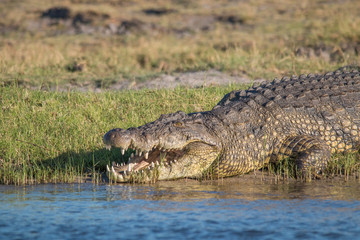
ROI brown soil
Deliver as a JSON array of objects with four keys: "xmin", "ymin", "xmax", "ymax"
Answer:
[{"xmin": 40, "ymin": 70, "xmax": 263, "ymax": 92}]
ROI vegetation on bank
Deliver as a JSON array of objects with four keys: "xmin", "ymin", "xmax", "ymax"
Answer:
[
  {"xmin": 1, "ymin": 85, "xmax": 359, "ymax": 185},
  {"xmin": 1, "ymin": 0, "xmax": 360, "ymax": 184},
  {"xmin": 0, "ymin": 84, "xmax": 246, "ymax": 184}
]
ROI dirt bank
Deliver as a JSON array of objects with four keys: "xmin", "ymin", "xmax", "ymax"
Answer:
[{"xmin": 43, "ymin": 70, "xmax": 263, "ymax": 92}]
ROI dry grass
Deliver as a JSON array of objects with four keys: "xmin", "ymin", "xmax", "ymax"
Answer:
[{"xmin": 1, "ymin": 0, "xmax": 360, "ymax": 87}]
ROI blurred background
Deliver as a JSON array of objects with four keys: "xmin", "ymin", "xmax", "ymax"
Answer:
[{"xmin": 1, "ymin": 0, "xmax": 359, "ymax": 90}]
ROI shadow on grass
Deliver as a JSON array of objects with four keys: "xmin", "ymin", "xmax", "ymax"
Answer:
[{"xmin": 37, "ymin": 147, "xmax": 129, "ymax": 184}]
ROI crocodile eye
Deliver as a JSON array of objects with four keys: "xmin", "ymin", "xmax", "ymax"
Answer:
[{"xmin": 173, "ymin": 122, "xmax": 183, "ymax": 127}]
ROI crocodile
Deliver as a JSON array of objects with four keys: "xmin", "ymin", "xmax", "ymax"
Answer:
[{"xmin": 103, "ymin": 69, "xmax": 360, "ymax": 182}]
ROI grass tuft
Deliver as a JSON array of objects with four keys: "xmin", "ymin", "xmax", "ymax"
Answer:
[{"xmin": 267, "ymin": 153, "xmax": 360, "ymax": 182}]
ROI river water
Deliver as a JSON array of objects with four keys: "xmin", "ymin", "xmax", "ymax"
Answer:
[{"xmin": 1, "ymin": 177, "xmax": 359, "ymax": 240}]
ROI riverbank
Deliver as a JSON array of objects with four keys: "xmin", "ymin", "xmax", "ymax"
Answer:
[
  {"xmin": 1, "ymin": 0, "xmax": 360, "ymax": 184},
  {"xmin": 1, "ymin": 84, "xmax": 359, "ymax": 185}
]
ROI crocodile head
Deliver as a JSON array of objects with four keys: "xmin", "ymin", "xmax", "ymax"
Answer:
[{"xmin": 103, "ymin": 111, "xmax": 222, "ymax": 182}]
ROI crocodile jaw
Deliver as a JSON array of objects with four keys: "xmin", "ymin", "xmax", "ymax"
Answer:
[
  {"xmin": 103, "ymin": 111, "xmax": 222, "ymax": 182},
  {"xmin": 105, "ymin": 141, "xmax": 220, "ymax": 183}
]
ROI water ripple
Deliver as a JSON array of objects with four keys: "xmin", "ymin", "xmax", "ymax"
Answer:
[{"xmin": 0, "ymin": 179, "xmax": 359, "ymax": 239}]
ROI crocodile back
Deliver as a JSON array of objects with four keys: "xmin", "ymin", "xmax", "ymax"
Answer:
[
  {"xmin": 211, "ymin": 70, "xmax": 360, "ymax": 157},
  {"xmin": 216, "ymin": 70, "xmax": 360, "ymax": 112}
]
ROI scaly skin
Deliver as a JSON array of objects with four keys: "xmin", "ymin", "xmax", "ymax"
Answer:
[{"xmin": 103, "ymin": 69, "xmax": 360, "ymax": 182}]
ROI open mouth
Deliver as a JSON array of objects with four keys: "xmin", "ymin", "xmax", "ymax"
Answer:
[{"xmin": 106, "ymin": 146, "xmax": 185, "ymax": 182}]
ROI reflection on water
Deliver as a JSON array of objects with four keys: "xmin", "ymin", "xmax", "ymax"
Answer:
[
  {"xmin": 0, "ymin": 178, "xmax": 359, "ymax": 239},
  {"xmin": 106, "ymin": 178, "xmax": 360, "ymax": 201}
]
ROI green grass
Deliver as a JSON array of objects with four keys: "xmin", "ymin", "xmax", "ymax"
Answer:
[
  {"xmin": 266, "ymin": 153, "xmax": 360, "ymax": 182},
  {"xmin": 0, "ymin": 84, "xmax": 245, "ymax": 185},
  {"xmin": 1, "ymin": 84, "xmax": 359, "ymax": 185}
]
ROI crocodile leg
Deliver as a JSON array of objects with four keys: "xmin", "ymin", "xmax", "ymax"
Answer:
[{"xmin": 272, "ymin": 135, "xmax": 331, "ymax": 177}]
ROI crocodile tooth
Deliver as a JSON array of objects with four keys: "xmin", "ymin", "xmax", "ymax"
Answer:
[
  {"xmin": 118, "ymin": 174, "xmax": 124, "ymax": 181},
  {"xmin": 112, "ymin": 168, "xmax": 124, "ymax": 181},
  {"xmin": 139, "ymin": 151, "xmax": 143, "ymax": 157},
  {"xmin": 109, "ymin": 164, "xmax": 122, "ymax": 181},
  {"xmin": 156, "ymin": 161, "xmax": 159, "ymax": 165},
  {"xmin": 151, "ymin": 162, "xmax": 155, "ymax": 168},
  {"xmin": 121, "ymin": 149, "xmax": 125, "ymax": 155},
  {"xmin": 111, "ymin": 166, "xmax": 124, "ymax": 181},
  {"xmin": 145, "ymin": 152, "xmax": 149, "ymax": 160},
  {"xmin": 105, "ymin": 145, "xmax": 111, "ymax": 151},
  {"xmin": 131, "ymin": 153, "xmax": 134, "ymax": 158},
  {"xmin": 135, "ymin": 149, "xmax": 139, "ymax": 156}
]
